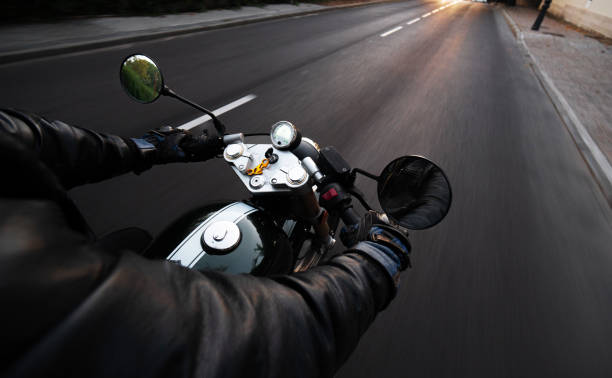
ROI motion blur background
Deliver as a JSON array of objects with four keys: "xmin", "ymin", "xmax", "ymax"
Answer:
[
  {"xmin": 1, "ymin": 0, "xmax": 302, "ymax": 21},
  {"xmin": 2, "ymin": 0, "xmax": 612, "ymax": 377}
]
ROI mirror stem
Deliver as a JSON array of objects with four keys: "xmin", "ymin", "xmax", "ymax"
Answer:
[
  {"xmin": 351, "ymin": 168, "xmax": 379, "ymax": 181},
  {"xmin": 347, "ymin": 187, "xmax": 373, "ymax": 211},
  {"xmin": 162, "ymin": 86, "xmax": 226, "ymax": 134}
]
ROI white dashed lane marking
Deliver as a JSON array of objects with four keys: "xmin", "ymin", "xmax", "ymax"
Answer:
[
  {"xmin": 380, "ymin": 26, "xmax": 403, "ymax": 37},
  {"xmin": 178, "ymin": 94, "xmax": 257, "ymax": 130},
  {"xmin": 380, "ymin": 0, "xmax": 463, "ymax": 38}
]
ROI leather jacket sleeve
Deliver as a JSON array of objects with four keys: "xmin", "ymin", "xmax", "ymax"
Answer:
[
  {"xmin": 1, "ymin": 196, "xmax": 394, "ymax": 378},
  {"xmin": 0, "ymin": 109, "xmax": 147, "ymax": 189}
]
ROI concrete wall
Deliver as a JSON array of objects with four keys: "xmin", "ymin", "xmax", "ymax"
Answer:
[{"xmin": 544, "ymin": 0, "xmax": 612, "ymax": 37}]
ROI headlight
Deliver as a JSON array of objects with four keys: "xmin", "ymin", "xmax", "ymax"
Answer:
[{"xmin": 270, "ymin": 121, "xmax": 301, "ymax": 150}]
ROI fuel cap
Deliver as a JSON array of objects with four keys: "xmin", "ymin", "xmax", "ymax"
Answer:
[{"xmin": 202, "ymin": 221, "xmax": 241, "ymax": 254}]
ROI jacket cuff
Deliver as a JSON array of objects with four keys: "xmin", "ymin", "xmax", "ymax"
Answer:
[
  {"xmin": 123, "ymin": 137, "xmax": 155, "ymax": 174},
  {"xmin": 350, "ymin": 241, "xmax": 401, "ymax": 289}
]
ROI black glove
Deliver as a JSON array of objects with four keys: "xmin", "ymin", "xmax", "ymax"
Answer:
[
  {"xmin": 341, "ymin": 211, "xmax": 412, "ymax": 270},
  {"xmin": 179, "ymin": 125, "xmax": 225, "ymax": 162},
  {"xmin": 130, "ymin": 124, "xmax": 224, "ymax": 169}
]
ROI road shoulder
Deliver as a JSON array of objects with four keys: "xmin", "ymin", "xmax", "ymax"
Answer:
[{"xmin": 500, "ymin": 4, "xmax": 612, "ymax": 207}]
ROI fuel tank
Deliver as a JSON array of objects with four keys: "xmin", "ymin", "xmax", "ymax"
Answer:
[{"xmin": 146, "ymin": 201, "xmax": 294, "ymax": 275}]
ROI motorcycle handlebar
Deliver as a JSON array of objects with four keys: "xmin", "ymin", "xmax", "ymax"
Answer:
[
  {"xmin": 340, "ymin": 206, "xmax": 360, "ymax": 227},
  {"xmin": 319, "ymin": 181, "xmax": 361, "ymax": 226},
  {"xmin": 222, "ymin": 133, "xmax": 244, "ymax": 145}
]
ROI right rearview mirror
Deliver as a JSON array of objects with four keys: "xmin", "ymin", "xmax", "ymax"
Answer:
[{"xmin": 377, "ymin": 156, "xmax": 452, "ymax": 230}]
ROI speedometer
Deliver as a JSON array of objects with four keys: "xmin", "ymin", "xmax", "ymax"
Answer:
[{"xmin": 270, "ymin": 121, "xmax": 301, "ymax": 150}]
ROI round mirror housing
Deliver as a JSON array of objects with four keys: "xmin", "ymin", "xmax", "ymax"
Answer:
[
  {"xmin": 377, "ymin": 156, "xmax": 452, "ymax": 230},
  {"xmin": 120, "ymin": 54, "xmax": 164, "ymax": 104}
]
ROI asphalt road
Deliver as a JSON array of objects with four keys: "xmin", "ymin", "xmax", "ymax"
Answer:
[{"xmin": 2, "ymin": 1, "xmax": 612, "ymax": 377}]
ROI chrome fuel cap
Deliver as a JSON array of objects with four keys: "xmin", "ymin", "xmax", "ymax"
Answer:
[{"xmin": 202, "ymin": 221, "xmax": 241, "ymax": 253}]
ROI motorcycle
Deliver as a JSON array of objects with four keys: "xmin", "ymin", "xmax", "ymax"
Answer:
[{"xmin": 117, "ymin": 54, "xmax": 452, "ymax": 275}]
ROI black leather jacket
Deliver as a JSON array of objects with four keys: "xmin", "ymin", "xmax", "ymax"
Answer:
[{"xmin": 0, "ymin": 110, "xmax": 395, "ymax": 378}]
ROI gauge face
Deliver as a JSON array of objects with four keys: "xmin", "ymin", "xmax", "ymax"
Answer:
[{"xmin": 271, "ymin": 121, "xmax": 299, "ymax": 149}]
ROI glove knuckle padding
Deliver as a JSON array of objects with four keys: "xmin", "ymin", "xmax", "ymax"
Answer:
[{"xmin": 341, "ymin": 211, "xmax": 411, "ymax": 271}]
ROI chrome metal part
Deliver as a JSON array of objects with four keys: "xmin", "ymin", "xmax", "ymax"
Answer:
[
  {"xmin": 223, "ymin": 133, "xmax": 244, "ymax": 145},
  {"xmin": 270, "ymin": 121, "xmax": 300, "ymax": 150},
  {"xmin": 166, "ymin": 202, "xmax": 257, "ymax": 268},
  {"xmin": 250, "ymin": 175, "xmax": 265, "ymax": 189},
  {"xmin": 287, "ymin": 166, "xmax": 307, "ymax": 185},
  {"xmin": 224, "ymin": 142, "xmax": 253, "ymax": 173},
  {"xmin": 225, "ymin": 143, "xmax": 244, "ymax": 159},
  {"xmin": 224, "ymin": 143, "xmax": 310, "ymax": 194},
  {"xmin": 301, "ymin": 137, "xmax": 320, "ymax": 152},
  {"xmin": 202, "ymin": 221, "xmax": 241, "ymax": 252},
  {"xmin": 301, "ymin": 157, "xmax": 324, "ymax": 183}
]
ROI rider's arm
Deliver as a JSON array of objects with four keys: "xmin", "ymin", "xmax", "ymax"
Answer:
[
  {"xmin": 0, "ymin": 109, "xmax": 219, "ymax": 189},
  {"xmin": 0, "ymin": 109, "xmax": 149, "ymax": 189},
  {"xmin": 1, "ymin": 195, "xmax": 397, "ymax": 378}
]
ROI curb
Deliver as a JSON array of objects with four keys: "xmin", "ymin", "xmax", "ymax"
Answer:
[
  {"xmin": 0, "ymin": 0, "xmax": 403, "ymax": 65},
  {"xmin": 501, "ymin": 7, "xmax": 612, "ymax": 207}
]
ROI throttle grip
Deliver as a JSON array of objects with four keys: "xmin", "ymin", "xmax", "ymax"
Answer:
[{"xmin": 341, "ymin": 207, "xmax": 360, "ymax": 227}]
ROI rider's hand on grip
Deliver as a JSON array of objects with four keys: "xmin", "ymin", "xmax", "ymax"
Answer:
[
  {"xmin": 135, "ymin": 124, "xmax": 223, "ymax": 165},
  {"xmin": 341, "ymin": 211, "xmax": 412, "ymax": 271},
  {"xmin": 139, "ymin": 126, "xmax": 190, "ymax": 164},
  {"xmin": 179, "ymin": 124, "xmax": 224, "ymax": 162}
]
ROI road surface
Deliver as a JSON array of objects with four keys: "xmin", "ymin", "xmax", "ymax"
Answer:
[{"xmin": 1, "ymin": 1, "xmax": 612, "ymax": 376}]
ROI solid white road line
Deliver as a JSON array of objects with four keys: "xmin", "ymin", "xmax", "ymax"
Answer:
[
  {"xmin": 407, "ymin": 17, "xmax": 421, "ymax": 25},
  {"xmin": 380, "ymin": 26, "xmax": 403, "ymax": 37},
  {"xmin": 178, "ymin": 94, "xmax": 257, "ymax": 130}
]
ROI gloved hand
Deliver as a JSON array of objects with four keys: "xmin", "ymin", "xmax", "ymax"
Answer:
[
  {"xmin": 179, "ymin": 125, "xmax": 225, "ymax": 162},
  {"xmin": 131, "ymin": 124, "xmax": 224, "ymax": 167},
  {"xmin": 341, "ymin": 211, "xmax": 411, "ymax": 271}
]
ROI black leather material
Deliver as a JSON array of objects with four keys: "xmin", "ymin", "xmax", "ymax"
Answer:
[
  {"xmin": 0, "ymin": 110, "xmax": 395, "ymax": 378},
  {"xmin": 0, "ymin": 109, "xmax": 144, "ymax": 190}
]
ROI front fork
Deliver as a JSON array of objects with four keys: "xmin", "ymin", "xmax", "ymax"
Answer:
[{"xmin": 283, "ymin": 189, "xmax": 337, "ymax": 272}]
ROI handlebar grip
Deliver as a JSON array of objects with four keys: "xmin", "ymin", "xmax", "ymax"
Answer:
[{"xmin": 341, "ymin": 207, "xmax": 360, "ymax": 226}]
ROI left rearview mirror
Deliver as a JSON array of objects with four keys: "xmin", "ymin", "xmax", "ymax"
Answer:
[{"xmin": 120, "ymin": 54, "xmax": 164, "ymax": 104}]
